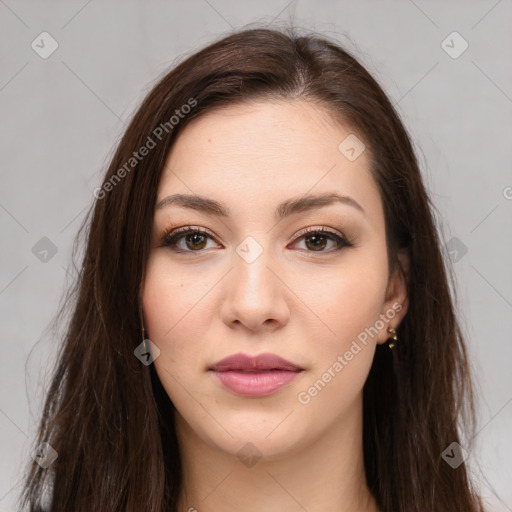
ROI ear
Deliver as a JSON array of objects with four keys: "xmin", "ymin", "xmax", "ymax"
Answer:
[{"xmin": 376, "ymin": 249, "xmax": 409, "ymax": 345}]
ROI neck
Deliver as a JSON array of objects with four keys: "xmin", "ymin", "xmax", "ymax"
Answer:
[{"xmin": 174, "ymin": 395, "xmax": 380, "ymax": 512}]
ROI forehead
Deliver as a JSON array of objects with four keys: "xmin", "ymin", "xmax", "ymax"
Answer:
[{"xmin": 157, "ymin": 100, "xmax": 382, "ymax": 223}]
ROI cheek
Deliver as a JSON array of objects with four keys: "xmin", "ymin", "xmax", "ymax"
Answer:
[
  {"xmin": 295, "ymin": 266, "xmax": 387, "ymax": 412},
  {"xmin": 299, "ymin": 257, "xmax": 389, "ymax": 348},
  {"xmin": 142, "ymin": 258, "xmax": 209, "ymax": 409},
  {"xmin": 142, "ymin": 254, "xmax": 208, "ymax": 338},
  {"xmin": 141, "ymin": 256, "xmax": 203, "ymax": 369}
]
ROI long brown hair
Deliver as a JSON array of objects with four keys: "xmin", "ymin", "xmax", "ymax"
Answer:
[{"xmin": 19, "ymin": 26, "xmax": 485, "ymax": 511}]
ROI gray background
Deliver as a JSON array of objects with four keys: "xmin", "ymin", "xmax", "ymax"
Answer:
[{"xmin": 1, "ymin": 1, "xmax": 511, "ymax": 511}]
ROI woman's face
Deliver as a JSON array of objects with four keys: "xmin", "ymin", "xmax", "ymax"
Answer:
[{"xmin": 142, "ymin": 100, "xmax": 408, "ymax": 459}]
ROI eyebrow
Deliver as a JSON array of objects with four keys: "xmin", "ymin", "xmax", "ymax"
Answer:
[{"xmin": 155, "ymin": 192, "xmax": 365, "ymax": 219}]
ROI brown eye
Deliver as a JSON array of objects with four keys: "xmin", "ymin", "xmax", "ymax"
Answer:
[
  {"xmin": 161, "ymin": 226, "xmax": 353, "ymax": 255},
  {"xmin": 161, "ymin": 228, "xmax": 217, "ymax": 252},
  {"xmin": 304, "ymin": 233, "xmax": 329, "ymax": 251},
  {"xmin": 183, "ymin": 232, "xmax": 208, "ymax": 250},
  {"xmin": 292, "ymin": 228, "xmax": 353, "ymax": 253}
]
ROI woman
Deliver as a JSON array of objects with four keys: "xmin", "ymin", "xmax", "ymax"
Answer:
[{"xmin": 20, "ymin": 26, "xmax": 485, "ymax": 511}]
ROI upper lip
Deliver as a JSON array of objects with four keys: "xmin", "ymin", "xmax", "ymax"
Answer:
[{"xmin": 209, "ymin": 352, "xmax": 303, "ymax": 372}]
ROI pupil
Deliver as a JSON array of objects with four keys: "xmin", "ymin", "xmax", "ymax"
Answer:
[
  {"xmin": 187, "ymin": 233, "xmax": 206, "ymax": 250},
  {"xmin": 306, "ymin": 234, "xmax": 326, "ymax": 251}
]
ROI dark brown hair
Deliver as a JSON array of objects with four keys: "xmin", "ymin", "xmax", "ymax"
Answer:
[{"xmin": 20, "ymin": 26, "xmax": 485, "ymax": 511}]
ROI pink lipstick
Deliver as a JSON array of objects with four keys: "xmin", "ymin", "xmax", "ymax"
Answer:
[{"xmin": 209, "ymin": 352, "xmax": 303, "ymax": 398}]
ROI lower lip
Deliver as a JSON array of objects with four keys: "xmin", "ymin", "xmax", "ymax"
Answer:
[{"xmin": 211, "ymin": 370, "xmax": 302, "ymax": 397}]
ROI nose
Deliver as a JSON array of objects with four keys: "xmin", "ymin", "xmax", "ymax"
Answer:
[{"xmin": 220, "ymin": 242, "xmax": 290, "ymax": 333}]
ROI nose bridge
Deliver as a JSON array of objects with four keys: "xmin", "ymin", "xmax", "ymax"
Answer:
[
  {"xmin": 233, "ymin": 234, "xmax": 275, "ymax": 299},
  {"xmin": 222, "ymin": 234, "xmax": 289, "ymax": 330}
]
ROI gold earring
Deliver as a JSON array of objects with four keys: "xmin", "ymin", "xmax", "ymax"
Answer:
[{"xmin": 387, "ymin": 327, "xmax": 398, "ymax": 349}]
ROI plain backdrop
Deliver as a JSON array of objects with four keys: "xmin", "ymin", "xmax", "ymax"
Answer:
[{"xmin": 1, "ymin": 1, "xmax": 511, "ymax": 511}]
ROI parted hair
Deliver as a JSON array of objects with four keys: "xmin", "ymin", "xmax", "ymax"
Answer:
[{"xmin": 20, "ymin": 26, "xmax": 484, "ymax": 512}]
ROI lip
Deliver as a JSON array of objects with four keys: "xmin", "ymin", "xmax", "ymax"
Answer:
[
  {"xmin": 209, "ymin": 352, "xmax": 303, "ymax": 372},
  {"xmin": 209, "ymin": 352, "xmax": 304, "ymax": 398}
]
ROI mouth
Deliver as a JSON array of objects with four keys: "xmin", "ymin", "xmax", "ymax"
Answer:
[
  {"xmin": 219, "ymin": 369, "xmax": 297, "ymax": 373},
  {"xmin": 208, "ymin": 352, "xmax": 304, "ymax": 397},
  {"xmin": 209, "ymin": 352, "xmax": 303, "ymax": 373},
  {"xmin": 209, "ymin": 369, "xmax": 303, "ymax": 397}
]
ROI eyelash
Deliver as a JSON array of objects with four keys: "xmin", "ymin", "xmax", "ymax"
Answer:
[{"xmin": 160, "ymin": 225, "xmax": 354, "ymax": 255}]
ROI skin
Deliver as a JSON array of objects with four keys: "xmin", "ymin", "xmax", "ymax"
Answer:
[{"xmin": 141, "ymin": 100, "xmax": 409, "ymax": 512}]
